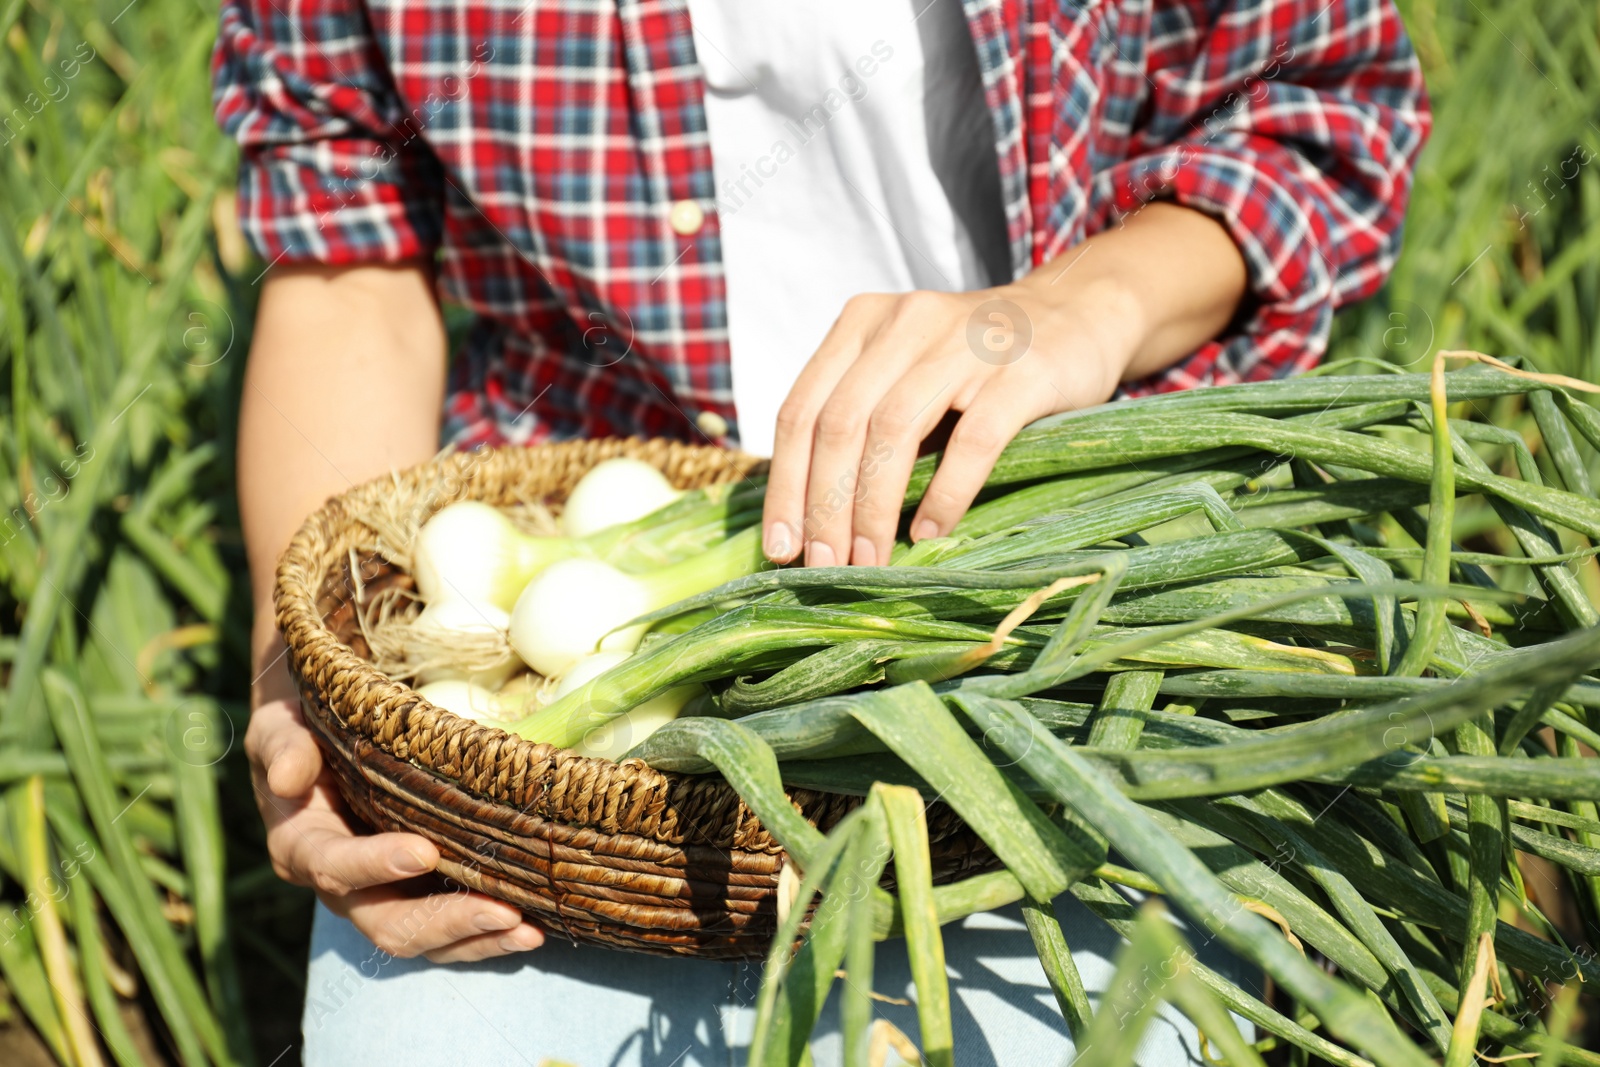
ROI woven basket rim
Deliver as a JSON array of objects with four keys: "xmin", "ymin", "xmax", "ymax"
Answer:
[{"xmin": 272, "ymin": 439, "xmax": 854, "ymax": 854}]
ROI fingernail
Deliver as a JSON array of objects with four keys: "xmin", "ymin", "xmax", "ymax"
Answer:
[
  {"xmin": 912, "ymin": 519, "xmax": 940, "ymax": 543},
  {"xmin": 475, "ymin": 911, "xmax": 517, "ymax": 933},
  {"xmin": 396, "ymin": 849, "xmax": 432, "ymax": 875},
  {"xmin": 266, "ymin": 756, "xmax": 305, "ymax": 799},
  {"xmin": 764, "ymin": 521, "xmax": 793, "ymax": 561},
  {"xmin": 851, "ymin": 536, "xmax": 876, "ymax": 567},
  {"xmin": 498, "ymin": 930, "xmax": 538, "ymax": 952},
  {"xmin": 805, "ymin": 541, "xmax": 835, "ymax": 568}
]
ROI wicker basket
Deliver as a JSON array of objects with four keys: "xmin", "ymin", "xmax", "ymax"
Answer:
[{"xmin": 275, "ymin": 440, "xmax": 993, "ymax": 959}]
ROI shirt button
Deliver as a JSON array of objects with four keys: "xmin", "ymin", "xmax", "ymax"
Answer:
[
  {"xmin": 669, "ymin": 199, "xmax": 705, "ymax": 236},
  {"xmin": 695, "ymin": 410, "xmax": 729, "ymax": 439}
]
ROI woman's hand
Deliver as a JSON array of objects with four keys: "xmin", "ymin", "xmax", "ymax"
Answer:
[
  {"xmin": 237, "ymin": 263, "xmax": 541, "ymax": 962},
  {"xmin": 250, "ymin": 644, "xmax": 545, "ymax": 964},
  {"xmin": 761, "ymin": 202, "xmax": 1249, "ymax": 567}
]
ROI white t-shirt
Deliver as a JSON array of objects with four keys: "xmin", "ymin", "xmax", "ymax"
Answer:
[{"xmin": 684, "ymin": 0, "xmax": 1009, "ymax": 456}]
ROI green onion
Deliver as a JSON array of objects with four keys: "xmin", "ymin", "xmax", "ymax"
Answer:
[
  {"xmin": 480, "ymin": 364, "xmax": 1600, "ymax": 1065},
  {"xmin": 507, "ymin": 524, "xmax": 768, "ymax": 678}
]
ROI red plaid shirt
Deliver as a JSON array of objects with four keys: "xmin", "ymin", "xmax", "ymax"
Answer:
[{"xmin": 213, "ymin": 0, "xmax": 1429, "ymax": 449}]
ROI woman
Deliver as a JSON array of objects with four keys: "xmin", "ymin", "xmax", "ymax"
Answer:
[{"xmin": 214, "ymin": 0, "xmax": 1428, "ymax": 1061}]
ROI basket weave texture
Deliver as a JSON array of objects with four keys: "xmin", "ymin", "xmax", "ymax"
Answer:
[{"xmin": 275, "ymin": 440, "xmax": 992, "ymax": 958}]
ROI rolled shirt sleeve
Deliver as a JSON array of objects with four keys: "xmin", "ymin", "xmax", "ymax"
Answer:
[
  {"xmin": 1090, "ymin": 0, "xmax": 1432, "ymax": 391},
  {"xmin": 211, "ymin": 0, "xmax": 444, "ymax": 265}
]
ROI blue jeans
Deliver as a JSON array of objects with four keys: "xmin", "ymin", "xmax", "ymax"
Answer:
[{"xmin": 302, "ymin": 892, "xmax": 1255, "ymax": 1066}]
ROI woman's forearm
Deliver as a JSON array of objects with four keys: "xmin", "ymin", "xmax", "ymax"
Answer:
[
  {"xmin": 1010, "ymin": 201, "xmax": 1250, "ymax": 382},
  {"xmin": 240, "ymin": 261, "xmax": 447, "ymax": 676},
  {"xmin": 237, "ymin": 261, "xmax": 543, "ymax": 959}
]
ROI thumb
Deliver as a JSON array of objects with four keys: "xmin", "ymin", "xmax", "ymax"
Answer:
[{"xmin": 253, "ymin": 700, "xmax": 325, "ymax": 798}]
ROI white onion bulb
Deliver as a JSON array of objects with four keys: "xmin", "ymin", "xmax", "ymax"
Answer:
[
  {"xmin": 507, "ymin": 558, "xmax": 649, "ymax": 678},
  {"xmin": 551, "ymin": 650, "xmax": 631, "ymax": 696},
  {"xmin": 490, "ymin": 672, "xmax": 546, "ymax": 720},
  {"xmin": 412, "ymin": 501, "xmax": 572, "ymax": 611},
  {"xmin": 415, "ymin": 679, "xmax": 502, "ymax": 723},
  {"xmin": 560, "ymin": 458, "xmax": 681, "ymax": 538},
  {"xmin": 507, "ymin": 525, "xmax": 765, "ymax": 681},
  {"xmin": 554, "ymin": 652, "xmax": 699, "ymax": 759},
  {"xmin": 416, "ymin": 672, "xmax": 552, "ymax": 725},
  {"xmin": 414, "ymin": 597, "xmax": 510, "ymax": 633},
  {"xmin": 410, "ymin": 599, "xmax": 520, "ymax": 687}
]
